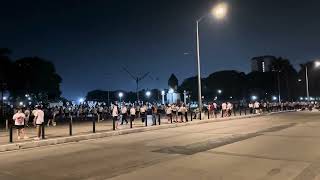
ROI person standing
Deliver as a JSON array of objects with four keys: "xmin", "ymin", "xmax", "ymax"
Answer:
[
  {"xmin": 13, "ymin": 108, "xmax": 28, "ymax": 140},
  {"xmin": 130, "ymin": 106, "xmax": 136, "ymax": 125},
  {"xmin": 33, "ymin": 106, "xmax": 44, "ymax": 140},
  {"xmin": 166, "ymin": 104, "xmax": 172, "ymax": 123},
  {"xmin": 120, "ymin": 105, "xmax": 128, "ymax": 125},
  {"xmin": 221, "ymin": 102, "xmax": 227, "ymax": 118},
  {"xmin": 112, "ymin": 103, "xmax": 119, "ymax": 129}
]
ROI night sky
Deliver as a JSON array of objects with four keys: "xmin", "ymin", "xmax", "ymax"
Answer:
[{"xmin": 1, "ymin": 0, "xmax": 320, "ymax": 100}]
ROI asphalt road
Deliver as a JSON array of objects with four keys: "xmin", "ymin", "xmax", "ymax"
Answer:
[{"xmin": 0, "ymin": 111, "xmax": 320, "ymax": 180}]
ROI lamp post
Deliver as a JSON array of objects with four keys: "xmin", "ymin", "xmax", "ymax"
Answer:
[
  {"xmin": 196, "ymin": 2, "xmax": 228, "ymax": 113},
  {"xmin": 305, "ymin": 61, "xmax": 320, "ymax": 102},
  {"xmin": 161, "ymin": 90, "xmax": 165, "ymax": 104}
]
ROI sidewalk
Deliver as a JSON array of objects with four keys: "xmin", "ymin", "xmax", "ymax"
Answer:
[{"xmin": 0, "ymin": 111, "xmax": 281, "ymax": 152}]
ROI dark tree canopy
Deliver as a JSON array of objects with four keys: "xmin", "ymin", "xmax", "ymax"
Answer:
[
  {"xmin": 168, "ymin": 74, "xmax": 178, "ymax": 90},
  {"xmin": 0, "ymin": 49, "xmax": 62, "ymax": 102}
]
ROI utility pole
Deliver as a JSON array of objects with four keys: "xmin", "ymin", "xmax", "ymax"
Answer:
[{"xmin": 123, "ymin": 67, "xmax": 149, "ymax": 101}]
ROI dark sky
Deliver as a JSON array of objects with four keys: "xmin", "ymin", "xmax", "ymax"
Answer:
[{"xmin": 1, "ymin": 0, "xmax": 320, "ymax": 100}]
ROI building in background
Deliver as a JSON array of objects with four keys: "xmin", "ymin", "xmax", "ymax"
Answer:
[{"xmin": 251, "ymin": 56, "xmax": 276, "ymax": 72}]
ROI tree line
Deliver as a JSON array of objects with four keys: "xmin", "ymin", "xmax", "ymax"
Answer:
[{"xmin": 0, "ymin": 48, "xmax": 62, "ymax": 103}]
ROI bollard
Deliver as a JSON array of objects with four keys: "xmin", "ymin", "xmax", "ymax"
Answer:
[
  {"xmin": 199, "ymin": 111, "xmax": 201, "ymax": 120},
  {"xmin": 158, "ymin": 114, "xmax": 161, "ymax": 125},
  {"xmin": 92, "ymin": 117, "xmax": 96, "ymax": 133},
  {"xmin": 234, "ymin": 109, "xmax": 236, "ymax": 116},
  {"xmin": 145, "ymin": 115, "xmax": 147, "ymax": 127},
  {"xmin": 9, "ymin": 125, "xmax": 13, "ymax": 143},
  {"xmin": 190, "ymin": 112, "xmax": 193, "ymax": 121},
  {"xmin": 69, "ymin": 117, "xmax": 73, "ymax": 136},
  {"xmin": 42, "ymin": 123, "xmax": 45, "ymax": 139},
  {"xmin": 208, "ymin": 111, "xmax": 210, "ymax": 119},
  {"xmin": 239, "ymin": 107, "xmax": 242, "ymax": 116},
  {"xmin": 112, "ymin": 117, "xmax": 116, "ymax": 130},
  {"xmin": 185, "ymin": 112, "xmax": 188, "ymax": 122},
  {"xmin": 244, "ymin": 108, "xmax": 247, "ymax": 115},
  {"xmin": 130, "ymin": 117, "xmax": 133, "ymax": 129}
]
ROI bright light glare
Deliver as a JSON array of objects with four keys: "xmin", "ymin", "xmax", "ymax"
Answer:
[
  {"xmin": 168, "ymin": 89, "xmax": 174, "ymax": 93},
  {"xmin": 251, "ymin": 96, "xmax": 258, "ymax": 101},
  {"xmin": 146, "ymin": 91, "xmax": 151, "ymax": 97},
  {"xmin": 118, "ymin": 92, "xmax": 123, "ymax": 98},
  {"xmin": 79, "ymin": 98, "xmax": 84, "ymax": 103},
  {"xmin": 19, "ymin": 102, "xmax": 23, "ymax": 106},
  {"xmin": 315, "ymin": 61, "xmax": 320, "ymax": 68},
  {"xmin": 217, "ymin": 89, "xmax": 222, "ymax": 94},
  {"xmin": 161, "ymin": 90, "xmax": 165, "ymax": 95},
  {"xmin": 2, "ymin": 96, "xmax": 7, "ymax": 100},
  {"xmin": 272, "ymin": 96, "xmax": 277, "ymax": 101},
  {"xmin": 212, "ymin": 2, "xmax": 228, "ymax": 20}
]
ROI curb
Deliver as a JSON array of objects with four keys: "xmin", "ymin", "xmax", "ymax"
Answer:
[{"xmin": 0, "ymin": 111, "xmax": 289, "ymax": 152}]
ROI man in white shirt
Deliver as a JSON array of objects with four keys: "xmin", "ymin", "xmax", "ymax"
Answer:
[
  {"xmin": 33, "ymin": 106, "xmax": 44, "ymax": 140},
  {"xmin": 13, "ymin": 109, "xmax": 28, "ymax": 140},
  {"xmin": 130, "ymin": 106, "xmax": 136, "ymax": 125},
  {"xmin": 221, "ymin": 102, "xmax": 227, "ymax": 117},
  {"xmin": 120, "ymin": 105, "xmax": 128, "ymax": 125},
  {"xmin": 112, "ymin": 103, "xmax": 119, "ymax": 129}
]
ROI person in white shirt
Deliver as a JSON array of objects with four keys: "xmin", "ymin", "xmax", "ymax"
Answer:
[
  {"xmin": 130, "ymin": 106, "xmax": 136, "ymax": 125},
  {"xmin": 112, "ymin": 103, "xmax": 119, "ymax": 129},
  {"xmin": 166, "ymin": 105, "xmax": 172, "ymax": 123},
  {"xmin": 178, "ymin": 104, "xmax": 187, "ymax": 123},
  {"xmin": 221, "ymin": 102, "xmax": 227, "ymax": 117},
  {"xmin": 227, "ymin": 102, "xmax": 233, "ymax": 117},
  {"xmin": 120, "ymin": 105, "xmax": 128, "ymax": 125},
  {"xmin": 24, "ymin": 108, "xmax": 30, "ymax": 127},
  {"xmin": 33, "ymin": 106, "xmax": 44, "ymax": 140},
  {"xmin": 13, "ymin": 109, "xmax": 28, "ymax": 140},
  {"xmin": 140, "ymin": 104, "xmax": 146, "ymax": 123}
]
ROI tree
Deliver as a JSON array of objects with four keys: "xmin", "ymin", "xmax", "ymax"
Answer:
[
  {"xmin": 271, "ymin": 57, "xmax": 298, "ymax": 101},
  {"xmin": 9, "ymin": 57, "xmax": 62, "ymax": 101},
  {"xmin": 168, "ymin": 74, "xmax": 178, "ymax": 90}
]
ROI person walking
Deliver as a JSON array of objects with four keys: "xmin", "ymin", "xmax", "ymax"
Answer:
[
  {"xmin": 33, "ymin": 105, "xmax": 44, "ymax": 140},
  {"xmin": 112, "ymin": 103, "xmax": 119, "ymax": 129},
  {"xmin": 13, "ymin": 108, "xmax": 28, "ymax": 140},
  {"xmin": 166, "ymin": 104, "xmax": 172, "ymax": 123},
  {"xmin": 120, "ymin": 105, "xmax": 128, "ymax": 125},
  {"xmin": 130, "ymin": 106, "xmax": 136, "ymax": 125}
]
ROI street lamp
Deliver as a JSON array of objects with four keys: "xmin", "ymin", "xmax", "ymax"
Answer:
[
  {"xmin": 146, "ymin": 91, "xmax": 151, "ymax": 98},
  {"xmin": 251, "ymin": 96, "xmax": 258, "ymax": 101},
  {"xmin": 78, "ymin": 98, "xmax": 84, "ymax": 104},
  {"xmin": 305, "ymin": 61, "xmax": 320, "ymax": 102},
  {"xmin": 118, "ymin": 92, "xmax": 123, "ymax": 101},
  {"xmin": 196, "ymin": 2, "xmax": 228, "ymax": 113},
  {"xmin": 161, "ymin": 90, "xmax": 165, "ymax": 104},
  {"xmin": 217, "ymin": 89, "xmax": 222, "ymax": 94}
]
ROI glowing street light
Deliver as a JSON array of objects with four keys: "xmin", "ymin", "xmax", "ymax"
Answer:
[
  {"xmin": 2, "ymin": 96, "xmax": 7, "ymax": 101},
  {"xmin": 27, "ymin": 97, "xmax": 32, "ymax": 101},
  {"xmin": 217, "ymin": 89, "xmax": 222, "ymax": 94},
  {"xmin": 272, "ymin": 96, "xmax": 278, "ymax": 101},
  {"xmin": 161, "ymin": 90, "xmax": 165, "ymax": 96},
  {"xmin": 196, "ymin": 2, "xmax": 229, "ymax": 115},
  {"xmin": 118, "ymin": 92, "xmax": 123, "ymax": 98},
  {"xmin": 78, "ymin": 98, "xmax": 84, "ymax": 103},
  {"xmin": 251, "ymin": 96, "xmax": 258, "ymax": 101},
  {"xmin": 19, "ymin": 102, "xmax": 23, "ymax": 106},
  {"xmin": 315, "ymin": 61, "xmax": 320, "ymax": 68},
  {"xmin": 146, "ymin": 91, "xmax": 151, "ymax": 97},
  {"xmin": 211, "ymin": 2, "xmax": 229, "ymax": 20}
]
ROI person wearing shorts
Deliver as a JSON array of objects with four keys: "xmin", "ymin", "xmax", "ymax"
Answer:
[
  {"xmin": 33, "ymin": 106, "xmax": 44, "ymax": 140},
  {"xmin": 13, "ymin": 109, "xmax": 28, "ymax": 140}
]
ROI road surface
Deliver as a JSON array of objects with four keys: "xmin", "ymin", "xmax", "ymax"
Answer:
[{"xmin": 0, "ymin": 111, "xmax": 320, "ymax": 180}]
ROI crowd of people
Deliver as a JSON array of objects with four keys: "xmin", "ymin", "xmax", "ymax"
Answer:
[{"xmin": 1, "ymin": 100, "xmax": 319, "ymax": 140}]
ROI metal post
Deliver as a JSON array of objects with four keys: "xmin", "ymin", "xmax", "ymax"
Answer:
[
  {"xmin": 158, "ymin": 114, "xmax": 161, "ymax": 125},
  {"xmin": 190, "ymin": 111, "xmax": 193, "ymax": 121},
  {"xmin": 196, "ymin": 20, "xmax": 203, "ymax": 117},
  {"xmin": 92, "ymin": 116, "xmax": 96, "ymax": 133},
  {"xmin": 306, "ymin": 66, "xmax": 310, "ymax": 102},
  {"xmin": 239, "ymin": 107, "xmax": 242, "ymax": 116},
  {"xmin": 69, "ymin": 116, "xmax": 72, "ymax": 136},
  {"xmin": 130, "ymin": 116, "xmax": 132, "ymax": 128},
  {"xmin": 9, "ymin": 125, "xmax": 13, "ymax": 143},
  {"xmin": 207, "ymin": 110, "xmax": 210, "ymax": 119},
  {"xmin": 145, "ymin": 115, "xmax": 147, "ymax": 127},
  {"xmin": 277, "ymin": 71, "xmax": 281, "ymax": 103}
]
